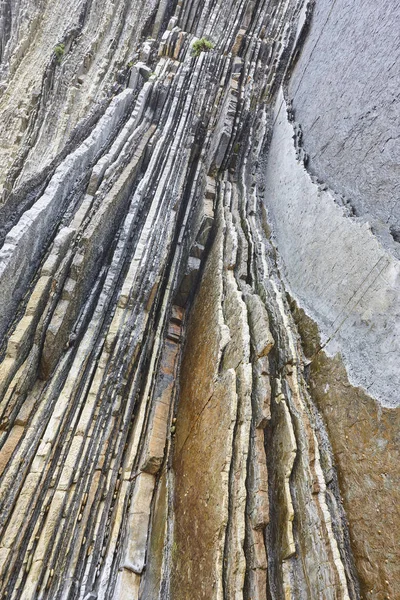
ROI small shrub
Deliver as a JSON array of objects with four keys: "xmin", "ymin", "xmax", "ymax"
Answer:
[
  {"xmin": 191, "ymin": 38, "xmax": 214, "ymax": 57},
  {"xmin": 54, "ymin": 43, "xmax": 65, "ymax": 65}
]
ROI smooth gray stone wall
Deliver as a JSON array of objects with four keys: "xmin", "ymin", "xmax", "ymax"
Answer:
[
  {"xmin": 289, "ymin": 0, "xmax": 400, "ymax": 250},
  {"xmin": 263, "ymin": 89, "xmax": 400, "ymax": 408}
]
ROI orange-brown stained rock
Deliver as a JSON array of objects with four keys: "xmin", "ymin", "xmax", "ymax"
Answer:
[
  {"xmin": 0, "ymin": 425, "xmax": 24, "ymax": 476},
  {"xmin": 173, "ymin": 209, "xmax": 225, "ymax": 458},
  {"xmin": 293, "ymin": 304, "xmax": 400, "ymax": 600},
  {"xmin": 141, "ymin": 338, "xmax": 180, "ymax": 474},
  {"xmin": 171, "ymin": 213, "xmax": 236, "ymax": 599},
  {"xmin": 172, "ymin": 371, "xmax": 236, "ymax": 599}
]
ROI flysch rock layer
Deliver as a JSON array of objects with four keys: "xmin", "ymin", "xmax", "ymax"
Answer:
[{"xmin": 0, "ymin": 0, "xmax": 397, "ymax": 599}]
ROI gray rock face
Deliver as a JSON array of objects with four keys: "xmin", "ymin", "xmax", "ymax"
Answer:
[
  {"xmin": 263, "ymin": 89, "xmax": 400, "ymax": 408},
  {"xmin": 0, "ymin": 0, "xmax": 397, "ymax": 599},
  {"xmin": 288, "ymin": 0, "xmax": 400, "ymax": 252}
]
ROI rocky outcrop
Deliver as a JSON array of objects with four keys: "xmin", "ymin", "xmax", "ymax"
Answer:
[{"xmin": 0, "ymin": 0, "xmax": 398, "ymax": 599}]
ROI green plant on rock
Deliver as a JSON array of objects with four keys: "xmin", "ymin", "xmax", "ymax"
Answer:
[
  {"xmin": 191, "ymin": 37, "xmax": 214, "ymax": 57},
  {"xmin": 54, "ymin": 43, "xmax": 65, "ymax": 65}
]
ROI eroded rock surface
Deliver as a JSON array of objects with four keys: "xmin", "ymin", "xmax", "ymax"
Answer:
[
  {"xmin": 0, "ymin": 0, "xmax": 397, "ymax": 598},
  {"xmin": 288, "ymin": 0, "xmax": 400, "ymax": 249}
]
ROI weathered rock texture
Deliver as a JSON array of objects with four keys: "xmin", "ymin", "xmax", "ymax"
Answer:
[
  {"xmin": 0, "ymin": 0, "xmax": 398, "ymax": 599},
  {"xmin": 288, "ymin": 0, "xmax": 400, "ymax": 249}
]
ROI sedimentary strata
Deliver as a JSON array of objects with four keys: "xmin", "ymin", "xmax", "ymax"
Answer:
[{"xmin": 0, "ymin": 0, "xmax": 398, "ymax": 599}]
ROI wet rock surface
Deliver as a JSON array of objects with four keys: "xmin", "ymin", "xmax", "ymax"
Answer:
[{"xmin": 0, "ymin": 0, "xmax": 397, "ymax": 598}]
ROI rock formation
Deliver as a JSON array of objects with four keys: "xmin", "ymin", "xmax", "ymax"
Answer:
[{"xmin": 0, "ymin": 0, "xmax": 398, "ymax": 599}]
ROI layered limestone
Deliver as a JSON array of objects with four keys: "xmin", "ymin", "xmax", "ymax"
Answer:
[{"xmin": 0, "ymin": 0, "xmax": 397, "ymax": 598}]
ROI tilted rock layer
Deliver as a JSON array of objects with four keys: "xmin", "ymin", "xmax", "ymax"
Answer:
[{"xmin": 0, "ymin": 0, "xmax": 398, "ymax": 599}]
